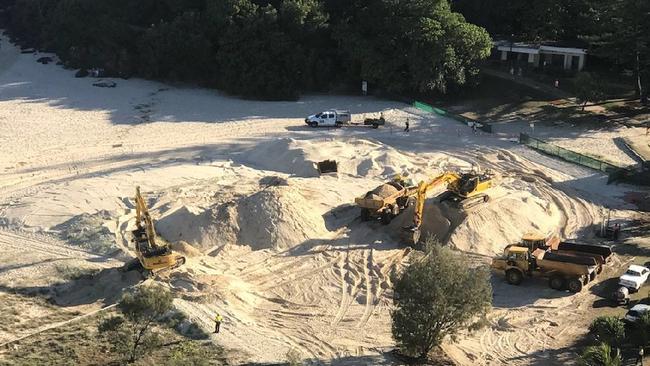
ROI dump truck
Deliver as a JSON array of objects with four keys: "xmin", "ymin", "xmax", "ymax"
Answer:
[
  {"xmin": 521, "ymin": 232, "xmax": 612, "ymax": 270},
  {"xmin": 492, "ymin": 245, "xmax": 599, "ymax": 293},
  {"xmin": 356, "ymin": 176, "xmax": 417, "ymax": 224}
]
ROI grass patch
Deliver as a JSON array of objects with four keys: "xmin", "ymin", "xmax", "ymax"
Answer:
[
  {"xmin": 55, "ymin": 264, "xmax": 100, "ymax": 281},
  {"xmin": 0, "ymin": 309, "xmax": 226, "ymax": 366}
]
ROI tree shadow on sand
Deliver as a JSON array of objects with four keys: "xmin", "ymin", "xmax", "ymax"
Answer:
[{"xmin": 0, "ymin": 267, "xmax": 142, "ymax": 308}]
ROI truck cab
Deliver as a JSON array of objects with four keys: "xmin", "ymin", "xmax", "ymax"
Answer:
[
  {"xmin": 491, "ymin": 246, "xmax": 531, "ymax": 285},
  {"xmin": 305, "ymin": 110, "xmax": 351, "ymax": 127}
]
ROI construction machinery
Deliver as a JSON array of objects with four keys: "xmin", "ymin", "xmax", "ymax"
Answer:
[
  {"xmin": 492, "ymin": 245, "xmax": 599, "ymax": 293},
  {"xmin": 355, "ymin": 175, "xmax": 417, "ymax": 224},
  {"xmin": 124, "ymin": 186, "xmax": 186, "ymax": 273},
  {"xmin": 520, "ymin": 232, "xmax": 612, "ymax": 270},
  {"xmin": 403, "ymin": 170, "xmax": 494, "ymax": 245}
]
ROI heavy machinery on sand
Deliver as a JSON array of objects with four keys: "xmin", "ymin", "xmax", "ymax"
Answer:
[
  {"xmin": 492, "ymin": 245, "xmax": 599, "ymax": 293},
  {"xmin": 355, "ymin": 175, "xmax": 418, "ymax": 224},
  {"xmin": 519, "ymin": 232, "xmax": 613, "ymax": 271},
  {"xmin": 403, "ymin": 170, "xmax": 494, "ymax": 245},
  {"xmin": 122, "ymin": 186, "xmax": 186, "ymax": 274}
]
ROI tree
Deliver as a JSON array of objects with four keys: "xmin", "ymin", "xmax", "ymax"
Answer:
[
  {"xmin": 589, "ymin": 0, "xmax": 650, "ymax": 103},
  {"xmin": 335, "ymin": 0, "xmax": 492, "ymax": 95},
  {"xmin": 579, "ymin": 343, "xmax": 622, "ymax": 366},
  {"xmin": 98, "ymin": 285, "xmax": 174, "ymax": 363},
  {"xmin": 391, "ymin": 239, "xmax": 492, "ymax": 359},
  {"xmin": 632, "ymin": 311, "xmax": 650, "ymax": 346},
  {"xmin": 588, "ymin": 316, "xmax": 625, "ymax": 347},
  {"xmin": 574, "ymin": 72, "xmax": 606, "ymax": 110},
  {"xmin": 166, "ymin": 341, "xmax": 210, "ymax": 366}
]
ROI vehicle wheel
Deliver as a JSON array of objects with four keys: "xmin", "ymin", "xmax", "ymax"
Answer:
[
  {"xmin": 549, "ymin": 275, "xmax": 566, "ymax": 290},
  {"xmin": 483, "ymin": 195, "xmax": 490, "ymax": 203},
  {"xmin": 309, "ymin": 122, "xmax": 318, "ymax": 128},
  {"xmin": 380, "ymin": 210, "xmax": 393, "ymax": 225},
  {"xmin": 568, "ymin": 278, "xmax": 583, "ymax": 293},
  {"xmin": 392, "ymin": 204, "xmax": 400, "ymax": 216},
  {"xmin": 335, "ymin": 122, "xmax": 343, "ymax": 128},
  {"xmin": 589, "ymin": 271, "xmax": 597, "ymax": 282},
  {"xmin": 372, "ymin": 123, "xmax": 379, "ymax": 129},
  {"xmin": 505, "ymin": 269, "xmax": 523, "ymax": 285},
  {"xmin": 360, "ymin": 208, "xmax": 371, "ymax": 222},
  {"xmin": 396, "ymin": 196, "xmax": 408, "ymax": 209}
]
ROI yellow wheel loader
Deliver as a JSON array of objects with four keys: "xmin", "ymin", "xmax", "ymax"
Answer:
[
  {"xmin": 122, "ymin": 186, "xmax": 186, "ymax": 274},
  {"xmin": 403, "ymin": 170, "xmax": 494, "ymax": 245}
]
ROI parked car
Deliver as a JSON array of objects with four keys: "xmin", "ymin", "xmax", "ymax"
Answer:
[
  {"xmin": 619, "ymin": 264, "xmax": 650, "ymax": 291},
  {"xmin": 624, "ymin": 304, "xmax": 650, "ymax": 323}
]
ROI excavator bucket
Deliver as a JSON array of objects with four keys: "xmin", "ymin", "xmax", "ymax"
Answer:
[{"xmin": 317, "ymin": 160, "xmax": 338, "ymax": 175}]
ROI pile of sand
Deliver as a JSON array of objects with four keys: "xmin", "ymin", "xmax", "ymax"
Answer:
[
  {"xmin": 364, "ymin": 183, "xmax": 399, "ymax": 201},
  {"xmin": 156, "ymin": 185, "xmax": 329, "ymax": 251},
  {"xmin": 241, "ymin": 137, "xmax": 425, "ymax": 179},
  {"xmin": 243, "ymin": 138, "xmax": 319, "ymax": 177}
]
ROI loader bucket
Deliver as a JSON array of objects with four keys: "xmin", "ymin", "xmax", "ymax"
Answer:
[{"xmin": 317, "ymin": 160, "xmax": 338, "ymax": 174}]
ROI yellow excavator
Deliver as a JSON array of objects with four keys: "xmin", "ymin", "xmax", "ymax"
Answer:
[
  {"xmin": 123, "ymin": 186, "xmax": 186, "ymax": 274},
  {"xmin": 403, "ymin": 170, "xmax": 494, "ymax": 245}
]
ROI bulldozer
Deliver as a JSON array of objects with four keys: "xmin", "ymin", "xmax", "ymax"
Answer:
[
  {"xmin": 122, "ymin": 186, "xmax": 186, "ymax": 274},
  {"xmin": 403, "ymin": 170, "xmax": 494, "ymax": 245}
]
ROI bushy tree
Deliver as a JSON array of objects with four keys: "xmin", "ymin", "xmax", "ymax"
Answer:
[
  {"xmin": 336, "ymin": 0, "xmax": 491, "ymax": 95},
  {"xmin": 391, "ymin": 239, "xmax": 492, "ymax": 359},
  {"xmin": 579, "ymin": 343, "xmax": 621, "ymax": 366},
  {"xmin": 574, "ymin": 72, "xmax": 606, "ymax": 110},
  {"xmin": 588, "ymin": 316, "xmax": 625, "ymax": 347},
  {"xmin": 98, "ymin": 285, "xmax": 174, "ymax": 363}
]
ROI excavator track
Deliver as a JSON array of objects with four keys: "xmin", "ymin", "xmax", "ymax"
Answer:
[{"xmin": 456, "ymin": 194, "xmax": 490, "ymax": 211}]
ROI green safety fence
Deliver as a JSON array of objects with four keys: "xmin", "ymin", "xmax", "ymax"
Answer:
[
  {"xmin": 413, "ymin": 101, "xmax": 492, "ymax": 133},
  {"xmin": 519, "ymin": 133, "xmax": 631, "ymax": 184}
]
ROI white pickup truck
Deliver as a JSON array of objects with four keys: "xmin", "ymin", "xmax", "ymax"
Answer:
[{"xmin": 305, "ymin": 110, "xmax": 351, "ymax": 127}]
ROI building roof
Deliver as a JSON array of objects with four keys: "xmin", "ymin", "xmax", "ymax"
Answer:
[{"xmin": 494, "ymin": 40, "xmax": 587, "ymax": 55}]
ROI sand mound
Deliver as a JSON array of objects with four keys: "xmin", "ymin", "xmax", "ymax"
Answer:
[
  {"xmin": 157, "ymin": 185, "xmax": 328, "ymax": 251},
  {"xmin": 244, "ymin": 138, "xmax": 319, "ymax": 177},
  {"xmin": 364, "ymin": 183, "xmax": 399, "ymax": 201},
  {"xmin": 241, "ymin": 137, "xmax": 423, "ymax": 179},
  {"xmin": 52, "ymin": 210, "xmax": 117, "ymax": 255},
  {"xmin": 171, "ymin": 241, "xmax": 203, "ymax": 257}
]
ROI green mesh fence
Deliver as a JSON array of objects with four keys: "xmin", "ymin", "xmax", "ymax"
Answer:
[
  {"xmin": 519, "ymin": 133, "xmax": 629, "ymax": 183},
  {"xmin": 413, "ymin": 101, "xmax": 492, "ymax": 133}
]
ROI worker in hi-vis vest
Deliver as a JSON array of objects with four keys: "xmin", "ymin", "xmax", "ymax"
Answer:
[{"xmin": 214, "ymin": 313, "xmax": 223, "ymax": 334}]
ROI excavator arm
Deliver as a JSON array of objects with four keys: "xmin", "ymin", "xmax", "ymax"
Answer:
[
  {"xmin": 128, "ymin": 186, "xmax": 185, "ymax": 272},
  {"xmin": 404, "ymin": 172, "xmax": 459, "ymax": 244},
  {"xmin": 134, "ymin": 186, "xmax": 159, "ymax": 249}
]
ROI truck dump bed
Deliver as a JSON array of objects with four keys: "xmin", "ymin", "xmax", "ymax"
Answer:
[
  {"xmin": 355, "ymin": 182, "xmax": 405, "ymax": 209},
  {"xmin": 534, "ymin": 249, "xmax": 597, "ymax": 276},
  {"xmin": 556, "ymin": 242, "xmax": 612, "ymax": 259}
]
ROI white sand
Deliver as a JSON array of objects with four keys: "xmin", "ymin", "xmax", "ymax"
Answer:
[{"xmin": 1, "ymin": 35, "xmax": 648, "ymax": 365}]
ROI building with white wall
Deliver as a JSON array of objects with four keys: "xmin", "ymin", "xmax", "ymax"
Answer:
[{"xmin": 493, "ymin": 40, "xmax": 587, "ymax": 72}]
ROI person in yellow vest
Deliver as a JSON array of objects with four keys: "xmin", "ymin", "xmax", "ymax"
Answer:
[{"xmin": 214, "ymin": 313, "xmax": 223, "ymax": 334}]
